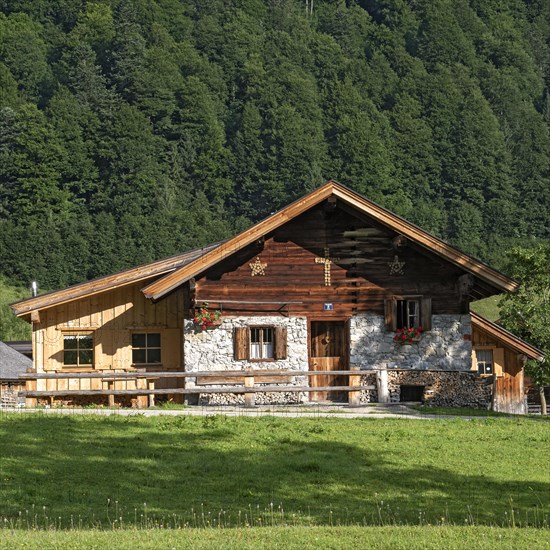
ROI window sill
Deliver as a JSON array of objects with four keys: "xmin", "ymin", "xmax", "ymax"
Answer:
[
  {"xmin": 59, "ymin": 367, "xmax": 95, "ymax": 372},
  {"xmin": 394, "ymin": 337, "xmax": 421, "ymax": 345}
]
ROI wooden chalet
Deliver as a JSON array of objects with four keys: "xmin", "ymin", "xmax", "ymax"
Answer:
[{"xmin": 11, "ymin": 181, "xmax": 543, "ymax": 412}]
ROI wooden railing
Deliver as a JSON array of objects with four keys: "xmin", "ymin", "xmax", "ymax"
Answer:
[{"xmin": 18, "ymin": 369, "xmax": 374, "ymax": 408}]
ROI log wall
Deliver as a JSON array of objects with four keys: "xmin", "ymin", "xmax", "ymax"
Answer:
[{"xmin": 195, "ymin": 205, "xmax": 466, "ymax": 318}]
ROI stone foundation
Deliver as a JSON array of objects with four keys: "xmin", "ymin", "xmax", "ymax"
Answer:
[
  {"xmin": 198, "ymin": 391, "xmax": 306, "ymax": 406},
  {"xmin": 183, "ymin": 313, "xmax": 485, "ymax": 407},
  {"xmin": 184, "ymin": 316, "xmax": 309, "ymax": 405}
]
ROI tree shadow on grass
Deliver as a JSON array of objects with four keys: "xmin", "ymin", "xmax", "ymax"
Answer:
[{"xmin": 0, "ymin": 414, "xmax": 548, "ymax": 527}]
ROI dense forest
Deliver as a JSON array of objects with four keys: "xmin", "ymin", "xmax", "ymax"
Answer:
[{"xmin": 0, "ymin": 0, "xmax": 549, "ymax": 293}]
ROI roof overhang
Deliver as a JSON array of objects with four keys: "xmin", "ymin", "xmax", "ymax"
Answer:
[
  {"xmin": 11, "ymin": 181, "xmax": 519, "ymax": 317},
  {"xmin": 471, "ymin": 311, "xmax": 544, "ymax": 361},
  {"xmin": 142, "ymin": 181, "xmax": 519, "ymax": 301},
  {"xmin": 10, "ymin": 244, "xmax": 221, "ymax": 317}
]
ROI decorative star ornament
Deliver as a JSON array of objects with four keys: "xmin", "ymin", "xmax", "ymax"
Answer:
[
  {"xmin": 389, "ymin": 255, "xmax": 405, "ymax": 276},
  {"xmin": 249, "ymin": 257, "xmax": 267, "ymax": 276}
]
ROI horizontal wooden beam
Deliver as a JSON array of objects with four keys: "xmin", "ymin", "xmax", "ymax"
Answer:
[
  {"xmin": 20, "ymin": 385, "xmax": 376, "ymax": 397},
  {"xmin": 19, "ymin": 370, "xmax": 370, "ymax": 380}
]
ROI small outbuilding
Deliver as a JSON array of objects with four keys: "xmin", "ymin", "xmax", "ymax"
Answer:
[
  {"xmin": 0, "ymin": 341, "xmax": 32, "ymax": 407},
  {"xmin": 471, "ymin": 312, "xmax": 545, "ymax": 414}
]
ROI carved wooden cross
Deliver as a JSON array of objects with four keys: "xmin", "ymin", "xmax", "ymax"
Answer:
[{"xmin": 315, "ymin": 247, "xmax": 339, "ymax": 286}]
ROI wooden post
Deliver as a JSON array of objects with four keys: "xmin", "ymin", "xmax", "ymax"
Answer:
[
  {"xmin": 26, "ymin": 379, "xmax": 37, "ymax": 408},
  {"xmin": 108, "ymin": 381, "xmax": 115, "ymax": 408},
  {"xmin": 148, "ymin": 380, "xmax": 155, "ymax": 408},
  {"xmin": 348, "ymin": 367, "xmax": 361, "ymax": 406},
  {"xmin": 377, "ymin": 369, "xmax": 390, "ymax": 403},
  {"xmin": 244, "ymin": 374, "xmax": 255, "ymax": 407}
]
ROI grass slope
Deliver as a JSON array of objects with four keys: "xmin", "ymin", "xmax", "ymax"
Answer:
[
  {"xmin": 0, "ymin": 277, "xmax": 31, "ymax": 341},
  {"xmin": 0, "ymin": 414, "xmax": 548, "ymax": 530},
  {"xmin": 470, "ymin": 296, "xmax": 502, "ymax": 322}
]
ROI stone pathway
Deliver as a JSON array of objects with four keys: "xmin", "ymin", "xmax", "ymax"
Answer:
[{"xmin": 0, "ymin": 403, "xmax": 480, "ymax": 420}]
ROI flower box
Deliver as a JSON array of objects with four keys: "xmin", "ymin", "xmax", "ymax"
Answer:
[
  {"xmin": 394, "ymin": 326, "xmax": 423, "ymax": 344},
  {"xmin": 193, "ymin": 303, "xmax": 223, "ymax": 330}
]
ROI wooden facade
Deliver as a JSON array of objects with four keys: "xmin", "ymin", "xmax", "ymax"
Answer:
[
  {"xmin": 471, "ymin": 312, "xmax": 543, "ymax": 414},
  {"xmin": 192, "ymin": 204, "xmax": 468, "ymax": 318},
  {"xmin": 27, "ymin": 282, "xmax": 184, "ymax": 405},
  {"xmin": 11, "ymin": 181, "xmax": 542, "ymax": 411}
]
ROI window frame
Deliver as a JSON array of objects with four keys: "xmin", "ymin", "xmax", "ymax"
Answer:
[
  {"xmin": 475, "ymin": 348, "xmax": 494, "ymax": 375},
  {"xmin": 62, "ymin": 331, "xmax": 94, "ymax": 369},
  {"xmin": 385, "ymin": 296, "xmax": 431, "ymax": 332},
  {"xmin": 396, "ymin": 298, "xmax": 421, "ymax": 330},
  {"xmin": 131, "ymin": 332, "xmax": 162, "ymax": 366},
  {"xmin": 249, "ymin": 326, "xmax": 275, "ymax": 362},
  {"xmin": 234, "ymin": 326, "xmax": 287, "ymax": 361}
]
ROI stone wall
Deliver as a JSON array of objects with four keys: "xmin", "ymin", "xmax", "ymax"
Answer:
[
  {"xmin": 183, "ymin": 313, "xmax": 484, "ymax": 407},
  {"xmin": 184, "ymin": 316, "xmax": 309, "ymax": 405},
  {"xmin": 350, "ymin": 314, "xmax": 472, "ymax": 371},
  {"xmin": 0, "ymin": 383, "xmax": 21, "ymax": 408}
]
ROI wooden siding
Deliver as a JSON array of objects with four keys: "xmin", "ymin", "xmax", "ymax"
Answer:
[
  {"xmin": 472, "ymin": 323, "xmax": 525, "ymax": 414},
  {"xmin": 195, "ymin": 205, "xmax": 466, "ymax": 318},
  {"xmin": 33, "ymin": 282, "xmax": 184, "ymax": 373}
]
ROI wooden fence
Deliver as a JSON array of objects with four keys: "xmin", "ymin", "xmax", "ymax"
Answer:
[{"xmin": 18, "ymin": 369, "xmax": 375, "ymax": 408}]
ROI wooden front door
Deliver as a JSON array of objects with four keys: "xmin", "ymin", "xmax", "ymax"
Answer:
[{"xmin": 309, "ymin": 320, "xmax": 349, "ymax": 402}]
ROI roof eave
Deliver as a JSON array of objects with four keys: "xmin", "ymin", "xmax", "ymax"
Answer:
[
  {"xmin": 10, "ymin": 243, "xmax": 222, "ymax": 317},
  {"xmin": 142, "ymin": 183, "xmax": 336, "ymax": 300},
  {"xmin": 471, "ymin": 311, "xmax": 544, "ymax": 361}
]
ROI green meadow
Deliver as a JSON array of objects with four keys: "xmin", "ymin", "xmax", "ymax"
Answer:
[
  {"xmin": 0, "ymin": 413, "xmax": 548, "ymax": 547},
  {"xmin": 1, "ymin": 526, "xmax": 549, "ymax": 550}
]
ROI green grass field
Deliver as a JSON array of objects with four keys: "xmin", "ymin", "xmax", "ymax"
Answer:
[
  {"xmin": 1, "ymin": 414, "xmax": 548, "ymax": 532},
  {"xmin": 1, "ymin": 526, "xmax": 549, "ymax": 550}
]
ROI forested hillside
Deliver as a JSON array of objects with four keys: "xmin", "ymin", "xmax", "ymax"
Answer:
[{"xmin": 1, "ymin": 0, "xmax": 549, "ymax": 292}]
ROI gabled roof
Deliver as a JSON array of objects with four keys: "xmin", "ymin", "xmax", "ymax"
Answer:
[
  {"xmin": 0, "ymin": 341, "xmax": 32, "ymax": 379},
  {"xmin": 142, "ymin": 180, "xmax": 518, "ymax": 301},
  {"xmin": 11, "ymin": 243, "xmax": 221, "ymax": 317},
  {"xmin": 471, "ymin": 311, "xmax": 544, "ymax": 361},
  {"xmin": 11, "ymin": 180, "xmax": 519, "ymax": 317}
]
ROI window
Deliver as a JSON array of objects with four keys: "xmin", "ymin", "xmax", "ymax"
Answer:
[
  {"xmin": 132, "ymin": 333, "xmax": 161, "ymax": 364},
  {"xmin": 234, "ymin": 326, "xmax": 287, "ymax": 361},
  {"xmin": 250, "ymin": 327, "xmax": 274, "ymax": 360},
  {"xmin": 63, "ymin": 333, "xmax": 94, "ymax": 368},
  {"xmin": 385, "ymin": 297, "xmax": 432, "ymax": 331},
  {"xmin": 476, "ymin": 349, "xmax": 493, "ymax": 375},
  {"xmin": 397, "ymin": 299, "xmax": 420, "ymax": 329}
]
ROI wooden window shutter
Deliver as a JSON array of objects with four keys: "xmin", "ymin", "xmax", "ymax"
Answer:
[
  {"xmin": 493, "ymin": 347, "xmax": 505, "ymax": 377},
  {"xmin": 274, "ymin": 327, "xmax": 287, "ymax": 360},
  {"xmin": 234, "ymin": 327, "xmax": 249, "ymax": 360},
  {"xmin": 420, "ymin": 297, "xmax": 432, "ymax": 331},
  {"xmin": 384, "ymin": 299, "xmax": 396, "ymax": 331}
]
